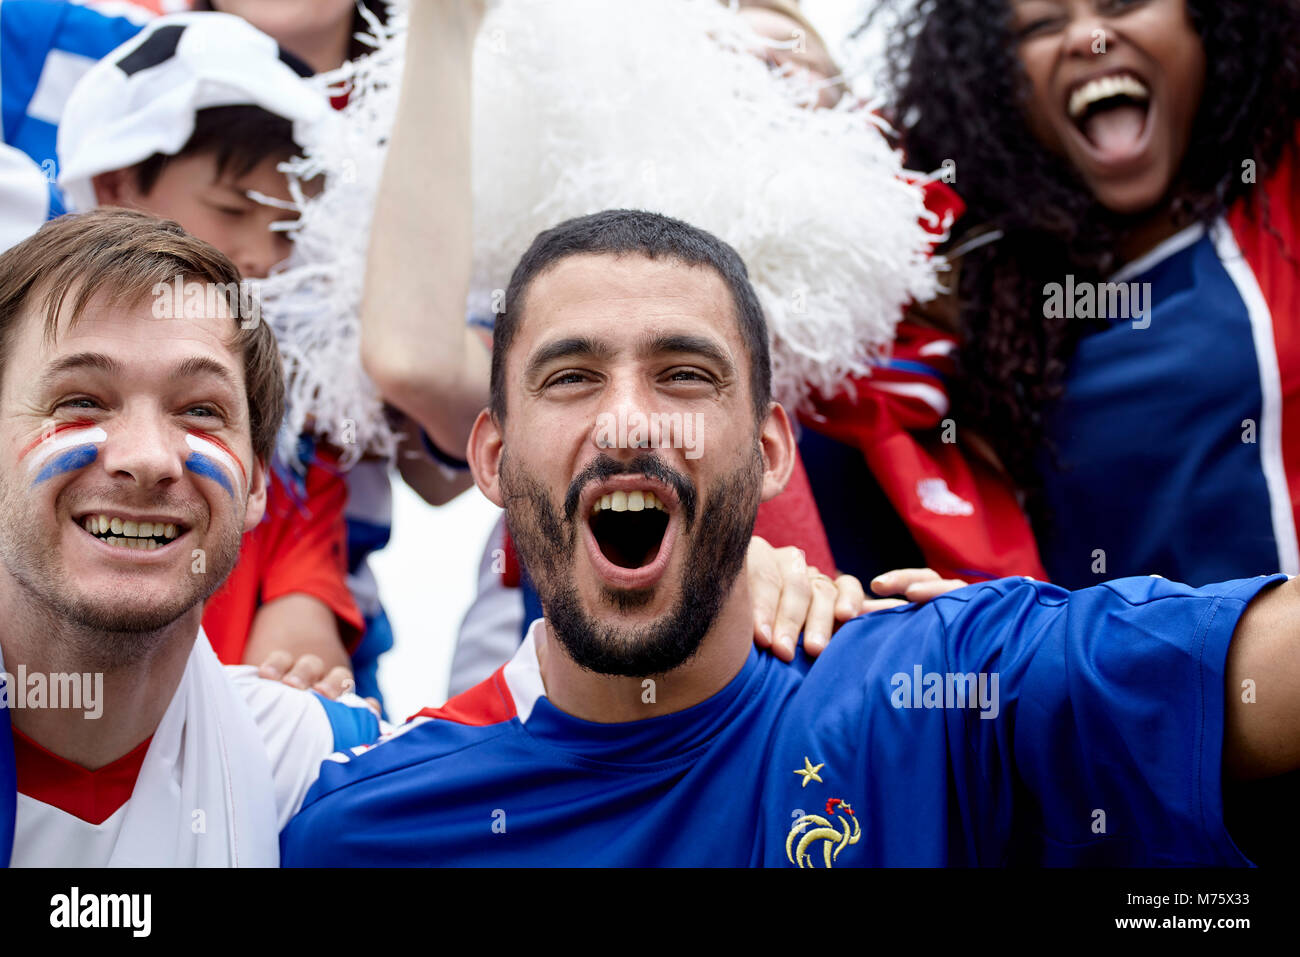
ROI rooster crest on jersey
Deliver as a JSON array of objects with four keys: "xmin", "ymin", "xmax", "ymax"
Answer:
[{"xmin": 786, "ymin": 759, "xmax": 861, "ymax": 868}]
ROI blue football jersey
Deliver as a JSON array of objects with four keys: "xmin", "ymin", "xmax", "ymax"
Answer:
[
  {"xmin": 282, "ymin": 574, "xmax": 1279, "ymax": 866},
  {"xmin": 1040, "ymin": 135, "xmax": 1300, "ymax": 590}
]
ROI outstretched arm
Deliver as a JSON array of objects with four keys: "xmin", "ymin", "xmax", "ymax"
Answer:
[
  {"xmin": 360, "ymin": 0, "xmax": 489, "ymax": 459},
  {"xmin": 1224, "ymin": 577, "xmax": 1300, "ymax": 779}
]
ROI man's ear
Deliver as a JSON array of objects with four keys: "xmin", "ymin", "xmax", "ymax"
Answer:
[
  {"xmin": 243, "ymin": 456, "xmax": 269, "ymax": 533},
  {"xmin": 758, "ymin": 402, "xmax": 796, "ymax": 503},
  {"xmin": 90, "ymin": 169, "xmax": 138, "ymax": 208},
  {"xmin": 467, "ymin": 408, "xmax": 506, "ymax": 508}
]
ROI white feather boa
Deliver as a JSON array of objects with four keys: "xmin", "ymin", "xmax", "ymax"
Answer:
[{"xmin": 259, "ymin": 0, "xmax": 941, "ymax": 463}]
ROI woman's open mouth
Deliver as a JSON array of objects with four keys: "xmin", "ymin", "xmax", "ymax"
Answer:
[{"xmin": 1065, "ymin": 71, "xmax": 1152, "ymax": 166}]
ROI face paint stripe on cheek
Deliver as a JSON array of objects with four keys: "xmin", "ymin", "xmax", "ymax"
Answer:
[
  {"xmin": 20, "ymin": 423, "xmax": 108, "ymax": 486},
  {"xmin": 17, "ymin": 419, "xmax": 98, "ymax": 459},
  {"xmin": 184, "ymin": 432, "xmax": 246, "ymax": 500}
]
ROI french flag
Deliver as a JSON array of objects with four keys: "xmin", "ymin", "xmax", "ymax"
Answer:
[
  {"xmin": 20, "ymin": 422, "xmax": 107, "ymax": 485},
  {"xmin": 184, "ymin": 432, "xmax": 247, "ymax": 500}
]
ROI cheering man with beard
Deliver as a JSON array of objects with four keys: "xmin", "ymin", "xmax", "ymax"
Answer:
[{"xmin": 283, "ymin": 209, "xmax": 1300, "ymax": 867}]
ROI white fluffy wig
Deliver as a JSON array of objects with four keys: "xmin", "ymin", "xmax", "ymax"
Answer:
[{"xmin": 259, "ymin": 0, "xmax": 942, "ymax": 464}]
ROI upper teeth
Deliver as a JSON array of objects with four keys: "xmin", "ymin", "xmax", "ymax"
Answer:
[
  {"xmin": 82, "ymin": 514, "xmax": 179, "ymax": 543},
  {"xmin": 592, "ymin": 490, "xmax": 667, "ymax": 514},
  {"xmin": 1068, "ymin": 74, "xmax": 1149, "ymax": 119}
]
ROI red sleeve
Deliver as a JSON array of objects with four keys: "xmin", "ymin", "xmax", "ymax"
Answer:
[
  {"xmin": 258, "ymin": 460, "xmax": 364, "ymax": 651},
  {"xmin": 1229, "ymin": 128, "xmax": 1300, "ymax": 545},
  {"xmin": 201, "ymin": 515, "xmax": 265, "ymax": 665},
  {"xmin": 202, "ymin": 462, "xmax": 363, "ymax": 663},
  {"xmin": 753, "ymin": 444, "xmax": 837, "ymax": 575}
]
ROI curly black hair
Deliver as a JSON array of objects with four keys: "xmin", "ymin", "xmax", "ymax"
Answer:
[{"xmin": 866, "ymin": 0, "xmax": 1300, "ymax": 506}]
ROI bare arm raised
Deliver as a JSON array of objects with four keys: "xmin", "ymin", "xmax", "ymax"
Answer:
[{"xmin": 360, "ymin": 0, "xmax": 489, "ymax": 459}]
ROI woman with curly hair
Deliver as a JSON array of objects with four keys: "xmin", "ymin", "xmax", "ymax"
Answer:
[{"xmin": 872, "ymin": 0, "xmax": 1300, "ymax": 589}]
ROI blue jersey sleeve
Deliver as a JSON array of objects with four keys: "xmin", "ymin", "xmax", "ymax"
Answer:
[
  {"xmin": 312, "ymin": 691, "xmax": 383, "ymax": 753},
  {"xmin": 762, "ymin": 574, "xmax": 1283, "ymax": 866}
]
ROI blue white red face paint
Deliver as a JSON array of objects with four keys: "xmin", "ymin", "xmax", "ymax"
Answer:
[
  {"xmin": 184, "ymin": 432, "xmax": 247, "ymax": 501},
  {"xmin": 16, "ymin": 421, "xmax": 247, "ymax": 501},
  {"xmin": 19, "ymin": 421, "xmax": 108, "ymax": 486}
]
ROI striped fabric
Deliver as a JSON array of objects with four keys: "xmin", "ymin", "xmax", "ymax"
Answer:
[
  {"xmin": 0, "ymin": 0, "xmax": 144, "ymax": 213},
  {"xmin": 803, "ymin": 320, "xmax": 1047, "ymax": 582}
]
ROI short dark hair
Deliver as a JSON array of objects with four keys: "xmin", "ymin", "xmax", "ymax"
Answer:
[
  {"xmin": 132, "ymin": 105, "xmax": 299, "ymax": 197},
  {"xmin": 491, "ymin": 209, "xmax": 772, "ymax": 422}
]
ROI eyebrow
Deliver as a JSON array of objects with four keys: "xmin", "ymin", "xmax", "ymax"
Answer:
[
  {"xmin": 35, "ymin": 352, "xmax": 123, "ymax": 391},
  {"xmin": 524, "ymin": 336, "xmax": 614, "ymax": 381},
  {"xmin": 173, "ymin": 356, "xmax": 241, "ymax": 391},
  {"xmin": 638, "ymin": 333, "xmax": 735, "ymax": 376},
  {"xmin": 524, "ymin": 332, "xmax": 736, "ymax": 380},
  {"xmin": 36, "ymin": 352, "xmax": 239, "ymax": 393}
]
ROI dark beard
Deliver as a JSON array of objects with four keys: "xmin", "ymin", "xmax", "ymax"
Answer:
[{"xmin": 501, "ymin": 448, "xmax": 762, "ymax": 678}]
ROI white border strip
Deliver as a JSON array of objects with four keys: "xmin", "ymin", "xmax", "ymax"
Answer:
[
  {"xmin": 504, "ymin": 620, "xmax": 547, "ymax": 724},
  {"xmin": 871, "ymin": 381, "xmax": 949, "ymax": 417},
  {"xmin": 23, "ymin": 424, "xmax": 106, "ymax": 478},
  {"xmin": 1110, "ymin": 223, "xmax": 1206, "ymax": 283},
  {"xmin": 1214, "ymin": 221, "xmax": 1299, "ymax": 575}
]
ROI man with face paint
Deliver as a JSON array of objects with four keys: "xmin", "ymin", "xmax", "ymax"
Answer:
[
  {"xmin": 52, "ymin": 9, "xmax": 377, "ymax": 695},
  {"xmin": 0, "ymin": 209, "xmax": 381, "ymax": 867},
  {"xmin": 283, "ymin": 207, "xmax": 1300, "ymax": 867}
]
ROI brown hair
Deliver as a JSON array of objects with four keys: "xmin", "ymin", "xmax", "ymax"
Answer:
[{"xmin": 0, "ymin": 208, "xmax": 284, "ymax": 463}]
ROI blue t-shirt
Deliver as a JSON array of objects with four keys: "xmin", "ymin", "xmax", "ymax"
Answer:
[{"xmin": 282, "ymin": 574, "xmax": 1278, "ymax": 866}]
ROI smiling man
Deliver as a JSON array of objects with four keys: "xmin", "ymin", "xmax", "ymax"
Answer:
[
  {"xmin": 51, "ymin": 11, "xmax": 376, "ymax": 687},
  {"xmin": 280, "ymin": 208, "xmax": 1300, "ymax": 867},
  {"xmin": 0, "ymin": 209, "xmax": 379, "ymax": 867}
]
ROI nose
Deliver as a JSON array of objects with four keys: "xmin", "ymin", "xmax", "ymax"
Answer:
[
  {"xmin": 97, "ymin": 403, "xmax": 185, "ymax": 491},
  {"xmin": 1061, "ymin": 11, "xmax": 1116, "ymax": 60},
  {"xmin": 590, "ymin": 371, "xmax": 660, "ymax": 457},
  {"xmin": 237, "ymin": 221, "xmax": 293, "ymax": 280}
]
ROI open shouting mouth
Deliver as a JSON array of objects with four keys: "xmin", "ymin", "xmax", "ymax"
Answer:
[
  {"xmin": 581, "ymin": 475, "xmax": 681, "ymax": 590},
  {"xmin": 1064, "ymin": 69, "xmax": 1153, "ymax": 170}
]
